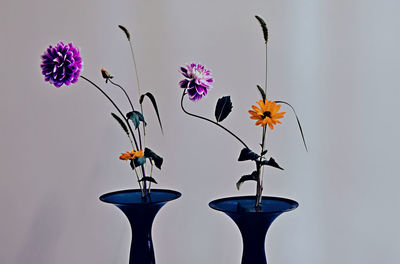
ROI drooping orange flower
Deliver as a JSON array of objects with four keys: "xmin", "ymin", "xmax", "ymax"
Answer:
[
  {"xmin": 119, "ymin": 149, "xmax": 144, "ymax": 161},
  {"xmin": 249, "ymin": 99, "xmax": 285, "ymax": 129}
]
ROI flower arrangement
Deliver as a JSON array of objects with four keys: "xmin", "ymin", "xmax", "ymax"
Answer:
[
  {"xmin": 179, "ymin": 16, "xmax": 307, "ymax": 209},
  {"xmin": 40, "ymin": 25, "xmax": 164, "ymax": 199}
]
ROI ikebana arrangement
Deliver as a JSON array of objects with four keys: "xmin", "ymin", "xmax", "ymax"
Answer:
[
  {"xmin": 40, "ymin": 25, "xmax": 181, "ymax": 264},
  {"xmin": 40, "ymin": 26, "xmax": 165, "ymax": 198},
  {"xmin": 179, "ymin": 16, "xmax": 306, "ymax": 264},
  {"xmin": 179, "ymin": 15, "xmax": 306, "ymax": 208}
]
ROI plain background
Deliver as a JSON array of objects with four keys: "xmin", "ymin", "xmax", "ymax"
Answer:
[{"xmin": 1, "ymin": 0, "xmax": 400, "ymax": 263}]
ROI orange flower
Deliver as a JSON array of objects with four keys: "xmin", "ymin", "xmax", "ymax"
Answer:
[
  {"xmin": 249, "ymin": 99, "xmax": 285, "ymax": 129},
  {"xmin": 134, "ymin": 150, "xmax": 144, "ymax": 157},
  {"xmin": 119, "ymin": 149, "xmax": 144, "ymax": 161}
]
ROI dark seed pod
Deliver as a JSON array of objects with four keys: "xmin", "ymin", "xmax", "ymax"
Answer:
[
  {"xmin": 118, "ymin": 25, "xmax": 131, "ymax": 41},
  {"xmin": 255, "ymin": 15, "xmax": 269, "ymax": 44}
]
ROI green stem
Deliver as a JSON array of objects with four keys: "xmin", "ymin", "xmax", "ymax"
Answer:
[
  {"xmin": 128, "ymin": 40, "xmax": 147, "ymax": 144},
  {"xmin": 109, "ymin": 80, "xmax": 135, "ymax": 113},
  {"xmin": 108, "ymin": 80, "xmax": 143, "ymax": 150},
  {"xmin": 107, "ymin": 79, "xmax": 149, "ymax": 195},
  {"xmin": 127, "ymin": 40, "xmax": 149, "ymax": 195},
  {"xmin": 129, "ymin": 40, "xmax": 142, "ymax": 96},
  {"xmin": 80, "ymin": 76, "xmax": 140, "ymax": 151},
  {"xmin": 265, "ymin": 45, "xmax": 268, "ymax": 95},
  {"xmin": 256, "ymin": 44, "xmax": 269, "ymax": 208},
  {"xmin": 256, "ymin": 126, "xmax": 267, "ymax": 208},
  {"xmin": 133, "ymin": 166, "xmax": 144, "ymax": 196},
  {"xmin": 80, "ymin": 75, "xmax": 148, "ymax": 197},
  {"xmin": 180, "ymin": 91, "xmax": 249, "ymax": 149}
]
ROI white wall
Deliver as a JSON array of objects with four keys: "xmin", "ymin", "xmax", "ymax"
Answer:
[{"xmin": 1, "ymin": 0, "xmax": 400, "ymax": 263}]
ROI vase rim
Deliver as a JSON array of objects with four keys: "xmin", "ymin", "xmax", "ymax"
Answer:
[
  {"xmin": 209, "ymin": 195, "xmax": 299, "ymax": 214},
  {"xmin": 99, "ymin": 189, "xmax": 181, "ymax": 205}
]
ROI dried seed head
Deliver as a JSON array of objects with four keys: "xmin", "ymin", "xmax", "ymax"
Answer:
[
  {"xmin": 255, "ymin": 15, "xmax": 269, "ymax": 44},
  {"xmin": 118, "ymin": 25, "xmax": 131, "ymax": 41}
]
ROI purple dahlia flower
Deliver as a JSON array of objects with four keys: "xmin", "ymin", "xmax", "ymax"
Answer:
[
  {"xmin": 40, "ymin": 42, "xmax": 82, "ymax": 88},
  {"xmin": 179, "ymin": 63, "xmax": 213, "ymax": 101}
]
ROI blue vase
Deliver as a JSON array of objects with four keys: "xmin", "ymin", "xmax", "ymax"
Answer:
[
  {"xmin": 100, "ymin": 189, "xmax": 181, "ymax": 264},
  {"xmin": 209, "ymin": 196, "xmax": 298, "ymax": 264}
]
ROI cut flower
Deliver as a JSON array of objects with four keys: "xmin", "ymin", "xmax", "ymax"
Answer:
[
  {"xmin": 40, "ymin": 42, "xmax": 82, "ymax": 88},
  {"xmin": 179, "ymin": 63, "xmax": 213, "ymax": 101},
  {"xmin": 119, "ymin": 149, "xmax": 144, "ymax": 161},
  {"xmin": 249, "ymin": 99, "xmax": 285, "ymax": 129}
]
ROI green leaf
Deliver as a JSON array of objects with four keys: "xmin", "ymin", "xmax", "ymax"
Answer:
[
  {"xmin": 275, "ymin": 100, "xmax": 308, "ymax": 151},
  {"xmin": 111, "ymin": 113, "xmax": 129, "ymax": 135},
  {"xmin": 144, "ymin": 147, "xmax": 163, "ymax": 169},
  {"xmin": 215, "ymin": 96, "xmax": 233, "ymax": 122},
  {"xmin": 236, "ymin": 171, "xmax": 258, "ymax": 190},
  {"xmin": 139, "ymin": 92, "xmax": 163, "ymax": 134},
  {"xmin": 238, "ymin": 148, "xmax": 260, "ymax": 161},
  {"xmin": 118, "ymin": 25, "xmax": 130, "ymax": 41},
  {"xmin": 255, "ymin": 15, "xmax": 269, "ymax": 44},
  {"xmin": 257, "ymin": 157, "xmax": 284, "ymax": 170},
  {"xmin": 130, "ymin": 156, "xmax": 146, "ymax": 168},
  {"xmin": 257, "ymin": 85, "xmax": 266, "ymax": 101},
  {"xmin": 126, "ymin": 111, "xmax": 146, "ymax": 129},
  {"xmin": 139, "ymin": 176, "xmax": 158, "ymax": 184}
]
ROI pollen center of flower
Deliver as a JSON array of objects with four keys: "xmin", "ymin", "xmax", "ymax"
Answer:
[{"xmin": 262, "ymin": 111, "xmax": 271, "ymax": 118}]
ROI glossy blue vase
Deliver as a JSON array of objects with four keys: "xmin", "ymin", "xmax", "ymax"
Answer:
[
  {"xmin": 209, "ymin": 196, "xmax": 298, "ymax": 264},
  {"xmin": 100, "ymin": 189, "xmax": 181, "ymax": 264}
]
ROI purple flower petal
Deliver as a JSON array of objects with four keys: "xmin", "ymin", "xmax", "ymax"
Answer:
[
  {"xmin": 40, "ymin": 42, "xmax": 82, "ymax": 88},
  {"xmin": 196, "ymin": 85, "xmax": 205, "ymax": 95},
  {"xmin": 179, "ymin": 79, "xmax": 189, "ymax": 88},
  {"xmin": 178, "ymin": 63, "xmax": 213, "ymax": 101},
  {"xmin": 187, "ymin": 87, "xmax": 198, "ymax": 98}
]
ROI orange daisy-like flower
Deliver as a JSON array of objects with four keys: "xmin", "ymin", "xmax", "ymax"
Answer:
[
  {"xmin": 249, "ymin": 99, "xmax": 285, "ymax": 129},
  {"xmin": 119, "ymin": 149, "xmax": 144, "ymax": 161}
]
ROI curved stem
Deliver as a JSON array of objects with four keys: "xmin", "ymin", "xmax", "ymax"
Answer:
[
  {"xmin": 180, "ymin": 91, "xmax": 249, "ymax": 149},
  {"xmin": 108, "ymin": 79, "xmax": 143, "ymax": 150},
  {"xmin": 80, "ymin": 76, "xmax": 140, "ymax": 151},
  {"xmin": 128, "ymin": 40, "xmax": 147, "ymax": 151},
  {"xmin": 127, "ymin": 41, "xmax": 148, "ymax": 193},
  {"xmin": 80, "ymin": 75, "xmax": 148, "ymax": 197},
  {"xmin": 129, "ymin": 40, "xmax": 142, "ymax": 97},
  {"xmin": 127, "ymin": 39, "xmax": 150, "ymax": 195},
  {"xmin": 107, "ymin": 79, "xmax": 149, "ymax": 196},
  {"xmin": 109, "ymin": 80, "xmax": 135, "ymax": 113}
]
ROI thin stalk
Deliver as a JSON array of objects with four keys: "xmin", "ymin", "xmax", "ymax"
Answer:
[
  {"xmin": 128, "ymin": 40, "xmax": 147, "ymax": 144},
  {"xmin": 180, "ymin": 91, "xmax": 249, "ymax": 149},
  {"xmin": 80, "ymin": 75, "xmax": 148, "ymax": 197},
  {"xmin": 80, "ymin": 76, "xmax": 140, "ymax": 151},
  {"xmin": 256, "ymin": 126, "xmax": 267, "ymax": 208},
  {"xmin": 129, "ymin": 40, "xmax": 142, "ymax": 96},
  {"xmin": 256, "ymin": 45, "xmax": 269, "ymax": 208},
  {"xmin": 107, "ymin": 79, "xmax": 149, "ymax": 196},
  {"xmin": 133, "ymin": 166, "xmax": 144, "ymax": 196},
  {"xmin": 265, "ymin": 45, "xmax": 268, "ymax": 95},
  {"xmin": 109, "ymin": 80, "xmax": 135, "ymax": 114},
  {"xmin": 108, "ymin": 80, "xmax": 143, "ymax": 150},
  {"xmin": 148, "ymin": 162, "xmax": 154, "ymax": 192},
  {"xmin": 127, "ymin": 40, "xmax": 149, "ymax": 195}
]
